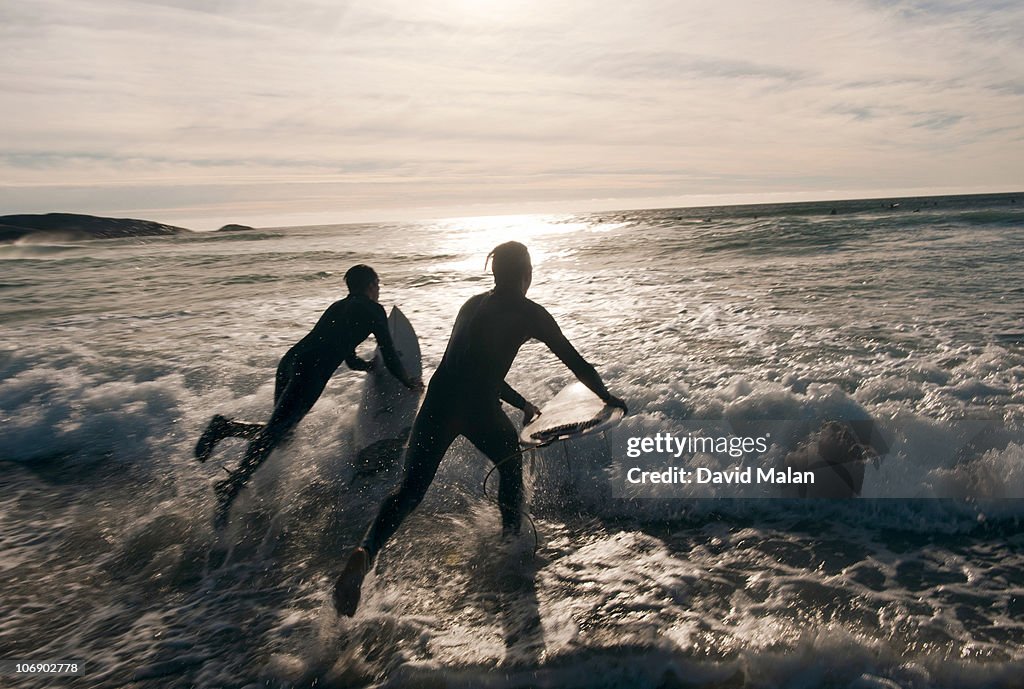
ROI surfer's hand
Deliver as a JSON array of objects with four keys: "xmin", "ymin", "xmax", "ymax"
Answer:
[
  {"xmin": 605, "ymin": 395, "xmax": 628, "ymax": 414},
  {"xmin": 522, "ymin": 401, "xmax": 541, "ymax": 425},
  {"xmin": 404, "ymin": 377, "xmax": 425, "ymax": 392}
]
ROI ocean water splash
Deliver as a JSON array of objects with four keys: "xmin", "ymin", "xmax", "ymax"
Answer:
[{"xmin": 1, "ymin": 193, "xmax": 1023, "ymax": 687}]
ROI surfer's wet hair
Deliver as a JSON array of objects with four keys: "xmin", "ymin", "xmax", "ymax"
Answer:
[
  {"xmin": 344, "ymin": 264, "xmax": 379, "ymax": 293},
  {"xmin": 486, "ymin": 241, "xmax": 531, "ymax": 287}
]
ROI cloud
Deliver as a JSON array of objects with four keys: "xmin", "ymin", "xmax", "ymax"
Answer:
[
  {"xmin": 0, "ymin": 0, "xmax": 1021, "ymax": 224},
  {"xmin": 830, "ymin": 105, "xmax": 879, "ymax": 121},
  {"xmin": 911, "ymin": 112, "xmax": 966, "ymax": 130}
]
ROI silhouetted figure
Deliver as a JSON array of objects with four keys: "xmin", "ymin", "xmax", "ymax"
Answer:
[
  {"xmin": 333, "ymin": 242, "xmax": 627, "ymax": 616},
  {"xmin": 196, "ymin": 265, "xmax": 421, "ymax": 525}
]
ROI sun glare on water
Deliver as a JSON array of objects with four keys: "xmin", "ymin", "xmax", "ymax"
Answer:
[{"xmin": 427, "ymin": 214, "xmax": 589, "ymax": 272}]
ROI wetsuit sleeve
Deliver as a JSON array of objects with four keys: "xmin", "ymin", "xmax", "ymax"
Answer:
[
  {"xmin": 499, "ymin": 382, "xmax": 528, "ymax": 410},
  {"xmin": 370, "ymin": 305, "xmax": 410, "ymax": 383},
  {"xmin": 531, "ymin": 304, "xmax": 612, "ymax": 402},
  {"xmin": 344, "ymin": 353, "xmax": 373, "ymax": 371}
]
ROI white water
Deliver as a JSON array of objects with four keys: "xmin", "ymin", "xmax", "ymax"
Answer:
[{"xmin": 2, "ymin": 195, "xmax": 1023, "ymax": 688}]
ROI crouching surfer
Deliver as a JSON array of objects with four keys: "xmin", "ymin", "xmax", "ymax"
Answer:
[
  {"xmin": 333, "ymin": 241, "xmax": 627, "ymax": 616},
  {"xmin": 194, "ymin": 264, "xmax": 423, "ymax": 526}
]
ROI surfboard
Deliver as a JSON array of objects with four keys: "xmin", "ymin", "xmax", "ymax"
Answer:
[
  {"xmin": 353, "ymin": 306, "xmax": 422, "ymax": 473},
  {"xmin": 520, "ymin": 382, "xmax": 624, "ymax": 447}
]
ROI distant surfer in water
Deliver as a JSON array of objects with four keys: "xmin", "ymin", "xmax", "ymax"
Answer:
[
  {"xmin": 333, "ymin": 241, "xmax": 627, "ymax": 616},
  {"xmin": 195, "ymin": 264, "xmax": 422, "ymax": 525}
]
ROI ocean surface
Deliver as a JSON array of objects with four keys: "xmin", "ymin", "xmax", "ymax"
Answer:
[{"xmin": 1, "ymin": 192, "xmax": 1023, "ymax": 688}]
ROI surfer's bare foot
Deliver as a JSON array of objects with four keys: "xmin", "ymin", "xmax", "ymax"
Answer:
[
  {"xmin": 195, "ymin": 414, "xmax": 230, "ymax": 463},
  {"xmin": 333, "ymin": 547, "xmax": 370, "ymax": 617}
]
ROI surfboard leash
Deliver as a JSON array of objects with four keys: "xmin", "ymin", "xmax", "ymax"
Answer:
[{"xmin": 481, "ymin": 446, "xmax": 541, "ymax": 556}]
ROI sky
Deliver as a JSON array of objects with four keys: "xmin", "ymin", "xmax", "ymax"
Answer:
[{"xmin": 1, "ymin": 0, "xmax": 1022, "ymax": 229}]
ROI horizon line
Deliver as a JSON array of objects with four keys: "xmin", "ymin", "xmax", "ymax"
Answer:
[{"xmin": 6, "ymin": 186, "xmax": 1021, "ymax": 232}]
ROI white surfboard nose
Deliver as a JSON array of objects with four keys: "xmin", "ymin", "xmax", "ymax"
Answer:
[
  {"xmin": 354, "ymin": 306, "xmax": 423, "ymax": 468},
  {"xmin": 521, "ymin": 382, "xmax": 625, "ymax": 447}
]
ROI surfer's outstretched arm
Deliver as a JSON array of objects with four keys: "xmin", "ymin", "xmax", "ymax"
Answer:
[
  {"xmin": 500, "ymin": 381, "xmax": 540, "ymax": 423},
  {"xmin": 532, "ymin": 305, "xmax": 627, "ymax": 412},
  {"xmin": 370, "ymin": 308, "xmax": 419, "ymax": 389},
  {"xmin": 500, "ymin": 381, "xmax": 527, "ymax": 409}
]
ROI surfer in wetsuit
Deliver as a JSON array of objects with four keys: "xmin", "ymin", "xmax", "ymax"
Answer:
[
  {"xmin": 333, "ymin": 241, "xmax": 627, "ymax": 616},
  {"xmin": 194, "ymin": 264, "xmax": 422, "ymax": 524}
]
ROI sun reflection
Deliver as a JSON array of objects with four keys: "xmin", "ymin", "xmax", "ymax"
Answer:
[{"xmin": 426, "ymin": 213, "xmax": 589, "ymax": 272}]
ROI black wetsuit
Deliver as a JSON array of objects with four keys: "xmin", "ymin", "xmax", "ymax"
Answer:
[
  {"xmin": 361, "ymin": 286, "xmax": 612, "ymax": 560},
  {"xmin": 226, "ymin": 294, "xmax": 408, "ymax": 488}
]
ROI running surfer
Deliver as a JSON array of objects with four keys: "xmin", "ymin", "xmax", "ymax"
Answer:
[
  {"xmin": 195, "ymin": 264, "xmax": 423, "ymax": 526},
  {"xmin": 333, "ymin": 241, "xmax": 627, "ymax": 616}
]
